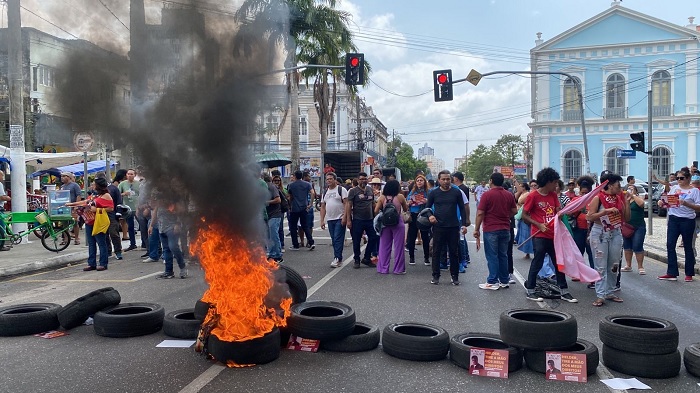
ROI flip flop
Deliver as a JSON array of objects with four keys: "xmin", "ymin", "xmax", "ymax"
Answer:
[
  {"xmin": 638, "ymin": 268, "xmax": 646, "ymax": 275},
  {"xmin": 620, "ymin": 266, "xmax": 632, "ymax": 272},
  {"xmin": 605, "ymin": 296, "xmax": 624, "ymax": 303},
  {"xmin": 592, "ymin": 298, "xmax": 605, "ymax": 307}
]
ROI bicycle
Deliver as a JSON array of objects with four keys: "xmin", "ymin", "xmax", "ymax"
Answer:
[{"xmin": 0, "ymin": 210, "xmax": 75, "ymax": 252}]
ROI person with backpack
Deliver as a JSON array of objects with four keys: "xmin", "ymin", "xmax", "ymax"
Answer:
[
  {"xmin": 374, "ymin": 179, "xmax": 409, "ymax": 274},
  {"xmin": 346, "ymin": 172, "xmax": 379, "ymax": 269},
  {"xmin": 320, "ymin": 172, "xmax": 348, "ymax": 268}
]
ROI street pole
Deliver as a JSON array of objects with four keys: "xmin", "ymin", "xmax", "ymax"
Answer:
[
  {"xmin": 8, "ymin": 0, "xmax": 28, "ymax": 237},
  {"xmin": 83, "ymin": 152, "xmax": 88, "ymax": 196},
  {"xmin": 648, "ymin": 90, "xmax": 653, "ymax": 236},
  {"xmin": 356, "ymin": 95, "xmax": 361, "ymax": 160}
]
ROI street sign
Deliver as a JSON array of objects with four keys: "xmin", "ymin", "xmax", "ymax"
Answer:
[
  {"xmin": 467, "ymin": 69, "xmax": 482, "ymax": 86},
  {"xmin": 616, "ymin": 149, "xmax": 636, "ymax": 159},
  {"xmin": 73, "ymin": 132, "xmax": 94, "ymax": 152}
]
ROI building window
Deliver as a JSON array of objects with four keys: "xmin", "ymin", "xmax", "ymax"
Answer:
[
  {"xmin": 37, "ymin": 65, "xmax": 55, "ymax": 88},
  {"xmin": 605, "ymin": 148, "xmax": 626, "ymax": 175},
  {"xmin": 652, "ymin": 146, "xmax": 672, "ymax": 179},
  {"xmin": 606, "ymin": 73, "xmax": 626, "ymax": 118},
  {"xmin": 563, "ymin": 77, "xmax": 581, "ymax": 120},
  {"xmin": 299, "ymin": 117, "xmax": 308, "ymax": 136},
  {"xmin": 329, "ymin": 121, "xmax": 336, "ymax": 136},
  {"xmin": 563, "ymin": 150, "xmax": 583, "ymax": 181},
  {"xmin": 651, "ymin": 70, "xmax": 672, "ymax": 116}
]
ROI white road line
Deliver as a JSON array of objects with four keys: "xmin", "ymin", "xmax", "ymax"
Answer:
[
  {"xmin": 307, "ymin": 247, "xmax": 365, "ymax": 297},
  {"xmin": 178, "ymin": 364, "xmax": 227, "ymax": 393},
  {"xmin": 131, "ymin": 272, "xmax": 162, "ymax": 281}
]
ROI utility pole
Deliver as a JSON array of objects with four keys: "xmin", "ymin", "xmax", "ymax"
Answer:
[
  {"xmin": 465, "ymin": 135, "xmax": 468, "ymax": 176},
  {"xmin": 128, "ymin": 0, "xmax": 146, "ymax": 182},
  {"xmin": 647, "ymin": 90, "xmax": 653, "ymax": 236},
  {"xmin": 8, "ymin": 0, "xmax": 28, "ymax": 236},
  {"xmin": 356, "ymin": 95, "xmax": 361, "ymax": 153}
]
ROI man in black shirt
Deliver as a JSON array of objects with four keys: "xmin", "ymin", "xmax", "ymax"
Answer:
[
  {"xmin": 345, "ymin": 172, "xmax": 378, "ymax": 268},
  {"xmin": 427, "ymin": 170, "xmax": 468, "ymax": 285}
]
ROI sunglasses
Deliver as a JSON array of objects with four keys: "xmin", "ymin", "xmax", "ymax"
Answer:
[{"xmin": 677, "ymin": 177, "xmax": 686, "ymax": 180}]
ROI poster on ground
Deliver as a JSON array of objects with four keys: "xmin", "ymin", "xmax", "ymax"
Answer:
[
  {"xmin": 286, "ymin": 334, "xmax": 320, "ymax": 352},
  {"xmin": 468, "ymin": 348, "xmax": 509, "ymax": 378},
  {"xmin": 544, "ymin": 352, "xmax": 587, "ymax": 383}
]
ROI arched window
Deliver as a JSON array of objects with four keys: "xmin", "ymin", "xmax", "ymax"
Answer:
[
  {"xmin": 606, "ymin": 73, "xmax": 626, "ymax": 118},
  {"xmin": 563, "ymin": 150, "xmax": 582, "ymax": 181},
  {"xmin": 605, "ymin": 148, "xmax": 626, "ymax": 175},
  {"xmin": 651, "ymin": 70, "xmax": 671, "ymax": 116},
  {"xmin": 652, "ymin": 146, "xmax": 672, "ymax": 179},
  {"xmin": 563, "ymin": 77, "xmax": 581, "ymax": 120}
]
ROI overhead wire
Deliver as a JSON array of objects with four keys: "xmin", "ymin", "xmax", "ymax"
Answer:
[{"xmin": 97, "ymin": 0, "xmax": 130, "ymax": 32}]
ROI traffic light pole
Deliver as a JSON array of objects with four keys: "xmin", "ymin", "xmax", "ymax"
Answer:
[
  {"xmin": 461, "ymin": 70, "xmax": 590, "ymax": 176},
  {"xmin": 648, "ymin": 90, "xmax": 653, "ymax": 236}
]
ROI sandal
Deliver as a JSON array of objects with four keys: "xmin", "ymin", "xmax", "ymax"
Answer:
[
  {"xmin": 620, "ymin": 266, "xmax": 632, "ymax": 272},
  {"xmin": 592, "ymin": 298, "xmax": 605, "ymax": 307},
  {"xmin": 74, "ymin": 239, "xmax": 80, "ymax": 245},
  {"xmin": 605, "ymin": 296, "xmax": 624, "ymax": 303},
  {"xmin": 638, "ymin": 268, "xmax": 646, "ymax": 275}
]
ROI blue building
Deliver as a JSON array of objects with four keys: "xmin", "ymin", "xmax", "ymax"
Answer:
[{"xmin": 530, "ymin": 1, "xmax": 699, "ymax": 181}]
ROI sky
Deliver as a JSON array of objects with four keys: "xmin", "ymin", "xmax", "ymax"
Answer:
[{"xmin": 8, "ymin": 0, "xmax": 700, "ymax": 170}]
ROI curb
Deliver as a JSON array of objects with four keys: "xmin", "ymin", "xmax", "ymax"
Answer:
[
  {"xmin": 644, "ymin": 249, "xmax": 700, "ymax": 275},
  {"xmin": 0, "ymin": 250, "xmax": 88, "ymax": 278}
]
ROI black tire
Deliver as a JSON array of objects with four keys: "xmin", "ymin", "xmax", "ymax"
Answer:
[
  {"xmin": 276, "ymin": 264, "xmax": 307, "ymax": 304},
  {"xmin": 499, "ymin": 309, "xmax": 577, "ymax": 350},
  {"xmin": 208, "ymin": 328, "xmax": 281, "ymax": 366},
  {"xmin": 449, "ymin": 332, "xmax": 523, "ymax": 372},
  {"xmin": 41, "ymin": 229, "xmax": 71, "ymax": 252},
  {"xmin": 382, "ymin": 322, "xmax": 450, "ymax": 362},
  {"xmin": 194, "ymin": 300, "xmax": 212, "ymax": 322},
  {"xmin": 0, "ymin": 303, "xmax": 62, "ymax": 336},
  {"xmin": 524, "ymin": 339, "xmax": 599, "ymax": 376},
  {"xmin": 684, "ymin": 343, "xmax": 700, "ymax": 377},
  {"xmin": 286, "ymin": 301, "xmax": 355, "ymax": 341},
  {"xmin": 93, "ymin": 302, "xmax": 165, "ymax": 338},
  {"xmin": 58, "ymin": 287, "xmax": 121, "ymax": 330},
  {"xmin": 599, "ymin": 315, "xmax": 678, "ymax": 355},
  {"xmin": 602, "ymin": 344, "xmax": 680, "ymax": 379},
  {"xmin": 321, "ymin": 322, "xmax": 380, "ymax": 353},
  {"xmin": 163, "ymin": 309, "xmax": 201, "ymax": 339}
]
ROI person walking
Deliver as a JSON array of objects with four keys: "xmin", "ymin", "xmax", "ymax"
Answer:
[
  {"xmin": 287, "ymin": 170, "xmax": 315, "ymax": 251},
  {"xmin": 406, "ymin": 174, "xmax": 431, "ymax": 266},
  {"xmin": 346, "ymin": 172, "xmax": 378, "ymax": 268},
  {"xmin": 263, "ymin": 174, "xmax": 283, "ymax": 263},
  {"xmin": 452, "ymin": 172, "xmax": 472, "ymax": 272},
  {"xmin": 658, "ymin": 167, "xmax": 700, "ymax": 282},
  {"xmin": 118, "ymin": 168, "xmax": 140, "ymax": 251},
  {"xmin": 521, "ymin": 168, "xmax": 577, "ymax": 303},
  {"xmin": 620, "ymin": 183, "xmax": 647, "ymax": 275},
  {"xmin": 152, "ymin": 188, "xmax": 187, "ymax": 279},
  {"xmin": 427, "ymin": 170, "xmax": 468, "ymax": 285},
  {"xmin": 60, "ymin": 172, "xmax": 82, "ymax": 245},
  {"xmin": 374, "ymin": 179, "xmax": 409, "ymax": 274},
  {"xmin": 320, "ymin": 172, "xmax": 347, "ymax": 268},
  {"xmin": 473, "ymin": 172, "xmax": 518, "ymax": 290},
  {"xmin": 587, "ymin": 172, "xmax": 629, "ymax": 306}
]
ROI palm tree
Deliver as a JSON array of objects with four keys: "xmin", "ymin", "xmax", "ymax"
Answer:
[{"xmin": 235, "ymin": 0, "xmax": 361, "ymax": 170}]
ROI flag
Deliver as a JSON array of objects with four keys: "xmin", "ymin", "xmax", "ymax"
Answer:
[{"xmin": 553, "ymin": 180, "xmax": 608, "ymax": 282}]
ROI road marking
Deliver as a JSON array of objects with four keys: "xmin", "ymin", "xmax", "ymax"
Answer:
[
  {"xmin": 132, "ymin": 272, "xmax": 163, "ymax": 281},
  {"xmin": 307, "ymin": 247, "xmax": 364, "ymax": 297},
  {"xmin": 13, "ymin": 269, "xmax": 162, "ymax": 283},
  {"xmin": 178, "ymin": 364, "xmax": 226, "ymax": 393}
]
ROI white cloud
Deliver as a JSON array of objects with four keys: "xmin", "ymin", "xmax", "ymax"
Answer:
[{"xmin": 337, "ymin": 0, "xmax": 407, "ymax": 62}]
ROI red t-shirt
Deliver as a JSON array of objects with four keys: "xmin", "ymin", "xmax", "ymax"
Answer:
[
  {"xmin": 478, "ymin": 187, "xmax": 516, "ymax": 232},
  {"xmin": 523, "ymin": 190, "xmax": 560, "ymax": 239}
]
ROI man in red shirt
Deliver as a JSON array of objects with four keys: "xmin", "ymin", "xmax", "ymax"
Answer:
[
  {"xmin": 473, "ymin": 172, "xmax": 518, "ymax": 290},
  {"xmin": 565, "ymin": 180, "xmax": 577, "ymax": 199},
  {"xmin": 521, "ymin": 167, "xmax": 578, "ymax": 303}
]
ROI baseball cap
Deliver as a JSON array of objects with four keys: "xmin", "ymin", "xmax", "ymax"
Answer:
[{"xmin": 691, "ymin": 175, "xmax": 700, "ymax": 182}]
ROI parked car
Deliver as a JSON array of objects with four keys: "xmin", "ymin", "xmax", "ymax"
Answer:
[{"xmin": 651, "ymin": 183, "xmax": 668, "ymax": 217}]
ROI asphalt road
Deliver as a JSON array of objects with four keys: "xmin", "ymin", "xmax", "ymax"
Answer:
[{"xmin": 1, "ymin": 208, "xmax": 699, "ymax": 393}]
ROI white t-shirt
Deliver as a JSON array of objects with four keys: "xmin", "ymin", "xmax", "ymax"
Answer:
[
  {"xmin": 668, "ymin": 185, "xmax": 700, "ymax": 219},
  {"xmin": 323, "ymin": 186, "xmax": 347, "ymax": 221}
]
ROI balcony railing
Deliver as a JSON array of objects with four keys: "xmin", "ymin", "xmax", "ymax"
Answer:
[
  {"xmin": 562, "ymin": 110, "xmax": 581, "ymax": 121},
  {"xmin": 652, "ymin": 105, "xmax": 673, "ymax": 117},
  {"xmin": 605, "ymin": 107, "xmax": 627, "ymax": 119}
]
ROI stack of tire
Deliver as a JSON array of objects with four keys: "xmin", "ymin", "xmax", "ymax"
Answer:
[
  {"xmin": 600, "ymin": 315, "xmax": 681, "ymax": 379},
  {"xmin": 500, "ymin": 309, "xmax": 599, "ymax": 376}
]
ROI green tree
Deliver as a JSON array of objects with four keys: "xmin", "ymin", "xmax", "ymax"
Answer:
[
  {"xmin": 466, "ymin": 144, "xmax": 504, "ymax": 182},
  {"xmin": 493, "ymin": 134, "xmax": 526, "ymax": 168},
  {"xmin": 389, "ymin": 137, "xmax": 427, "ymax": 181}
]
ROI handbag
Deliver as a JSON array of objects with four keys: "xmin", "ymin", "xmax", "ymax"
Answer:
[
  {"xmin": 621, "ymin": 222, "xmax": 635, "ymax": 239},
  {"xmin": 402, "ymin": 211, "xmax": 412, "ymax": 223},
  {"xmin": 514, "ymin": 206, "xmax": 524, "ymax": 221},
  {"xmin": 92, "ymin": 208, "xmax": 110, "ymax": 235}
]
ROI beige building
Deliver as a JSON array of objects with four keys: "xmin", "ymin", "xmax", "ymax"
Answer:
[{"xmin": 423, "ymin": 154, "xmax": 445, "ymax": 176}]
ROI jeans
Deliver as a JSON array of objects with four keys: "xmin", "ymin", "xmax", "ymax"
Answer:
[
  {"xmin": 406, "ymin": 212, "xmax": 431, "ymax": 259},
  {"xmin": 86, "ymin": 224, "xmax": 108, "ymax": 268},
  {"xmin": 622, "ymin": 225, "xmax": 646, "ymax": 253},
  {"xmin": 327, "ymin": 219, "xmax": 345, "ymax": 260},
  {"xmin": 160, "ymin": 229, "xmax": 185, "ymax": 274},
  {"xmin": 432, "ymin": 226, "xmax": 460, "ymax": 279},
  {"xmin": 526, "ymin": 237, "xmax": 569, "ymax": 293},
  {"xmin": 351, "ymin": 218, "xmax": 377, "ymax": 261},
  {"xmin": 483, "ymin": 230, "xmax": 510, "ymax": 284},
  {"xmin": 148, "ymin": 223, "xmax": 162, "ymax": 260},
  {"xmin": 289, "ymin": 210, "xmax": 314, "ymax": 248},
  {"xmin": 589, "ymin": 225, "xmax": 623, "ymax": 299},
  {"xmin": 126, "ymin": 211, "xmax": 136, "ymax": 248},
  {"xmin": 666, "ymin": 215, "xmax": 696, "ymax": 277},
  {"xmin": 278, "ymin": 213, "xmax": 286, "ymax": 248},
  {"xmin": 267, "ymin": 217, "xmax": 282, "ymax": 259}
]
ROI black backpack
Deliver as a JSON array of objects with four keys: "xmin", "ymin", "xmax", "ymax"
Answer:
[
  {"xmin": 279, "ymin": 191, "xmax": 290, "ymax": 213},
  {"xmin": 381, "ymin": 196, "xmax": 399, "ymax": 227}
]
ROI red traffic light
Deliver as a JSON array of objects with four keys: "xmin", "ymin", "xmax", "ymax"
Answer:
[
  {"xmin": 350, "ymin": 57, "xmax": 359, "ymax": 67},
  {"xmin": 437, "ymin": 73, "xmax": 448, "ymax": 84}
]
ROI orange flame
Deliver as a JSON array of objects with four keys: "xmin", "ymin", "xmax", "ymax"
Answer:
[{"xmin": 191, "ymin": 222, "xmax": 291, "ymax": 343}]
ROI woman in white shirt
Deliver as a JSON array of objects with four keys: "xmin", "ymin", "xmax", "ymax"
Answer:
[{"xmin": 658, "ymin": 167, "xmax": 700, "ymax": 282}]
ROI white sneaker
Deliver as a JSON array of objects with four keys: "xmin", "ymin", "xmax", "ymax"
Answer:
[
  {"xmin": 508, "ymin": 274, "xmax": 516, "ymax": 284},
  {"xmin": 330, "ymin": 258, "xmax": 341, "ymax": 268},
  {"xmin": 478, "ymin": 283, "xmax": 500, "ymax": 290},
  {"xmin": 142, "ymin": 257, "xmax": 158, "ymax": 263}
]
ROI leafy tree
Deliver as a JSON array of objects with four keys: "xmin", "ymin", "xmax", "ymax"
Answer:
[
  {"xmin": 493, "ymin": 134, "xmax": 526, "ymax": 167},
  {"xmin": 466, "ymin": 144, "xmax": 503, "ymax": 182},
  {"xmin": 389, "ymin": 137, "xmax": 427, "ymax": 181}
]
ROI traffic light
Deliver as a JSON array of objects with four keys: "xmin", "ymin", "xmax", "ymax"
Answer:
[
  {"xmin": 630, "ymin": 132, "xmax": 645, "ymax": 153},
  {"xmin": 433, "ymin": 69, "xmax": 453, "ymax": 102},
  {"xmin": 345, "ymin": 53, "xmax": 365, "ymax": 85}
]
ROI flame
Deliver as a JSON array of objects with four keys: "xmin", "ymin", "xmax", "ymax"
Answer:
[{"xmin": 191, "ymin": 222, "xmax": 291, "ymax": 343}]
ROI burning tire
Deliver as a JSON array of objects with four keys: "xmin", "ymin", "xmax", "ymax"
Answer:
[
  {"xmin": 208, "ymin": 328, "xmax": 281, "ymax": 366},
  {"xmin": 276, "ymin": 264, "xmax": 307, "ymax": 304},
  {"xmin": 449, "ymin": 332, "xmax": 523, "ymax": 372},
  {"xmin": 286, "ymin": 301, "xmax": 355, "ymax": 341},
  {"xmin": 599, "ymin": 315, "xmax": 678, "ymax": 355},
  {"xmin": 163, "ymin": 309, "xmax": 201, "ymax": 339},
  {"xmin": 58, "ymin": 287, "xmax": 121, "ymax": 330},
  {"xmin": 320, "ymin": 322, "xmax": 380, "ymax": 352},
  {"xmin": 499, "ymin": 309, "xmax": 577, "ymax": 350},
  {"xmin": 382, "ymin": 322, "xmax": 450, "ymax": 362},
  {"xmin": 602, "ymin": 344, "xmax": 681, "ymax": 379},
  {"xmin": 0, "ymin": 303, "xmax": 62, "ymax": 336},
  {"xmin": 94, "ymin": 302, "xmax": 164, "ymax": 338},
  {"xmin": 194, "ymin": 300, "xmax": 211, "ymax": 322},
  {"xmin": 524, "ymin": 339, "xmax": 599, "ymax": 376},
  {"xmin": 684, "ymin": 343, "xmax": 700, "ymax": 377}
]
